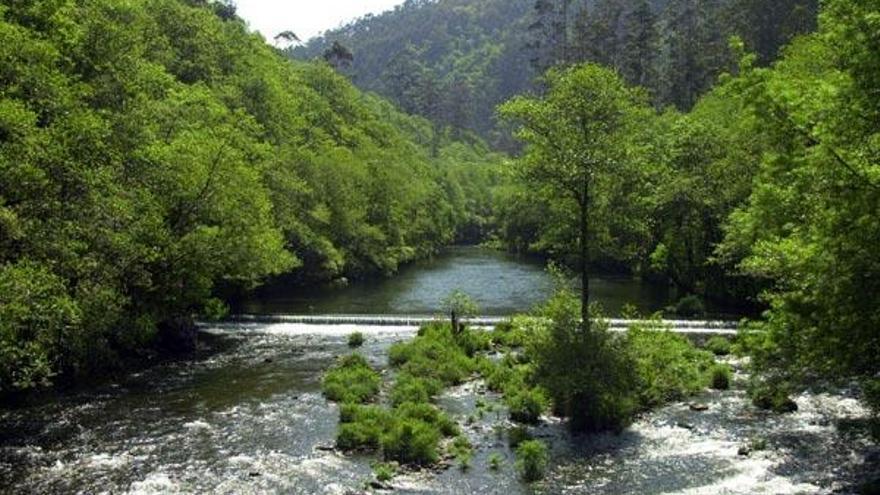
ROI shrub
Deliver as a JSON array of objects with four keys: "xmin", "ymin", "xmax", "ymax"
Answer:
[
  {"xmin": 322, "ymin": 354, "xmax": 380, "ymax": 404},
  {"xmin": 389, "ymin": 323, "xmax": 474, "ymax": 386},
  {"xmin": 0, "ymin": 261, "xmax": 82, "ymax": 394},
  {"xmin": 395, "ymin": 401, "xmax": 458, "ymax": 437},
  {"xmin": 673, "ymin": 295, "xmax": 705, "ymax": 317},
  {"xmin": 710, "ymin": 364, "xmax": 732, "ymax": 390},
  {"xmin": 750, "ymin": 382, "xmax": 798, "ymax": 413},
  {"xmin": 390, "ymin": 373, "xmax": 442, "ymax": 406},
  {"xmin": 705, "ymin": 336, "xmax": 732, "ymax": 356},
  {"xmin": 528, "ymin": 290, "xmax": 639, "ymax": 432},
  {"xmin": 382, "ymin": 418, "xmax": 442, "ymax": 466},
  {"xmin": 516, "ymin": 440, "xmax": 549, "ymax": 482},
  {"xmin": 507, "ymin": 425, "xmax": 532, "ymax": 448},
  {"xmin": 488, "ymin": 452, "xmax": 503, "ymax": 471},
  {"xmin": 337, "ymin": 405, "xmax": 393, "ymax": 450},
  {"xmin": 348, "ymin": 332, "xmax": 365, "ymax": 348},
  {"xmin": 373, "ymin": 462, "xmax": 396, "ymax": 482},
  {"xmin": 506, "ymin": 388, "xmax": 548, "ymax": 424},
  {"xmin": 451, "ymin": 435, "xmax": 473, "ymax": 468},
  {"xmin": 628, "ymin": 325, "xmax": 715, "ymax": 409}
]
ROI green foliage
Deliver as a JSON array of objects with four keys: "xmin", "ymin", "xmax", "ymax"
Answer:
[
  {"xmin": 347, "ymin": 332, "xmax": 365, "ymax": 348},
  {"xmin": 382, "ymin": 418, "xmax": 442, "ymax": 466},
  {"xmin": 705, "ymin": 336, "xmax": 732, "ymax": 356},
  {"xmin": 0, "ymin": 0, "xmax": 503, "ymax": 391},
  {"xmin": 0, "ymin": 261, "xmax": 80, "ymax": 393},
  {"xmin": 710, "ymin": 364, "xmax": 733, "ymax": 390},
  {"xmin": 515, "ymin": 440, "xmax": 549, "ymax": 482},
  {"xmin": 389, "ymin": 323, "xmax": 475, "ymax": 386},
  {"xmin": 372, "ymin": 462, "xmax": 396, "ymax": 483},
  {"xmin": 628, "ymin": 324, "xmax": 716, "ymax": 409},
  {"xmin": 441, "ymin": 290, "xmax": 479, "ymax": 318},
  {"xmin": 389, "ymin": 373, "xmax": 442, "ymax": 407},
  {"xmin": 672, "ymin": 295, "xmax": 706, "ymax": 318},
  {"xmin": 293, "ymin": 0, "xmax": 816, "ymax": 142},
  {"xmin": 507, "ymin": 426, "xmax": 532, "ymax": 449},
  {"xmin": 488, "ymin": 452, "xmax": 504, "ymax": 471},
  {"xmin": 749, "ymin": 382, "xmax": 798, "ymax": 413},
  {"xmin": 338, "ymin": 405, "xmax": 392, "ymax": 450},
  {"xmin": 716, "ymin": 0, "xmax": 880, "ymax": 407},
  {"xmin": 450, "ymin": 435, "xmax": 473, "ymax": 469},
  {"xmin": 527, "ymin": 288, "xmax": 639, "ymax": 432},
  {"xmin": 505, "ymin": 388, "xmax": 548, "ymax": 424},
  {"xmin": 322, "ymin": 354, "xmax": 380, "ymax": 404}
]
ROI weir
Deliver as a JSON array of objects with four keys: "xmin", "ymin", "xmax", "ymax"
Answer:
[{"xmin": 227, "ymin": 314, "xmax": 740, "ymax": 336}]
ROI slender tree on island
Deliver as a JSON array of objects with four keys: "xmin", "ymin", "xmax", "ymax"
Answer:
[{"xmin": 500, "ymin": 64, "xmax": 643, "ymax": 331}]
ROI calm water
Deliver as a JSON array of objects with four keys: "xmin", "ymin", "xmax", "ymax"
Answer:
[{"xmin": 243, "ymin": 246, "xmax": 672, "ymax": 316}]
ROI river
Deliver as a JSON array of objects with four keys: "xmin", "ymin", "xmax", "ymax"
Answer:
[
  {"xmin": 242, "ymin": 246, "xmax": 674, "ymax": 317},
  {"xmin": 1, "ymin": 248, "xmax": 876, "ymax": 494}
]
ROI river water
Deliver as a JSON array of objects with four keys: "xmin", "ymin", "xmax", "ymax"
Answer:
[
  {"xmin": 242, "ymin": 246, "xmax": 674, "ymax": 317},
  {"xmin": 1, "ymin": 248, "xmax": 876, "ymax": 494}
]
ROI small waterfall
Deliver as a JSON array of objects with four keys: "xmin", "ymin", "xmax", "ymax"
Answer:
[{"xmin": 223, "ymin": 314, "xmax": 739, "ymax": 335}]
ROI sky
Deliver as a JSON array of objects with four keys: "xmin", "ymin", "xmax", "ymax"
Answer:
[{"xmin": 234, "ymin": 0, "xmax": 405, "ymax": 44}]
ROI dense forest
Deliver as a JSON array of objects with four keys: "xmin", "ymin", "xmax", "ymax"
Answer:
[
  {"xmin": 293, "ymin": 0, "xmax": 817, "ymax": 145},
  {"xmin": 0, "ymin": 0, "xmax": 502, "ymax": 393},
  {"xmin": 496, "ymin": 0, "xmax": 879, "ymax": 412}
]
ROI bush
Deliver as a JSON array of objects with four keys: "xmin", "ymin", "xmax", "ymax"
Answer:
[
  {"xmin": 750, "ymin": 382, "xmax": 798, "ymax": 413},
  {"xmin": 337, "ymin": 405, "xmax": 393, "ymax": 450},
  {"xmin": 516, "ymin": 440, "xmax": 549, "ymax": 482},
  {"xmin": 506, "ymin": 388, "xmax": 548, "ymax": 424},
  {"xmin": 705, "ymin": 336, "xmax": 732, "ymax": 356},
  {"xmin": 390, "ymin": 373, "xmax": 442, "ymax": 406},
  {"xmin": 488, "ymin": 452, "xmax": 503, "ymax": 471},
  {"xmin": 528, "ymin": 290, "xmax": 639, "ymax": 432},
  {"xmin": 395, "ymin": 401, "xmax": 458, "ymax": 437},
  {"xmin": 373, "ymin": 462, "xmax": 396, "ymax": 482},
  {"xmin": 507, "ymin": 425, "xmax": 532, "ymax": 448},
  {"xmin": 451, "ymin": 435, "xmax": 473, "ymax": 468},
  {"xmin": 628, "ymin": 325, "xmax": 715, "ymax": 409},
  {"xmin": 389, "ymin": 323, "xmax": 474, "ymax": 386},
  {"xmin": 348, "ymin": 332, "xmax": 365, "ymax": 348},
  {"xmin": 382, "ymin": 418, "xmax": 442, "ymax": 466},
  {"xmin": 0, "ymin": 261, "xmax": 82, "ymax": 394},
  {"xmin": 710, "ymin": 364, "xmax": 732, "ymax": 390},
  {"xmin": 322, "ymin": 354, "xmax": 380, "ymax": 404},
  {"xmin": 673, "ymin": 295, "xmax": 706, "ymax": 317}
]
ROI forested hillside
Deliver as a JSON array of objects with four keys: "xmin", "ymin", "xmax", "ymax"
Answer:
[
  {"xmin": 293, "ymin": 0, "xmax": 817, "ymax": 145},
  {"xmin": 0, "ymin": 0, "xmax": 501, "ymax": 393}
]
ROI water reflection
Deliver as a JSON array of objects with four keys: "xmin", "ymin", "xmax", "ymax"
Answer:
[{"xmin": 243, "ymin": 247, "xmax": 672, "ymax": 316}]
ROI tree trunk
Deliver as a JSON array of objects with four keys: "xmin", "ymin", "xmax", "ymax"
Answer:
[{"xmin": 580, "ymin": 179, "xmax": 590, "ymax": 332}]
